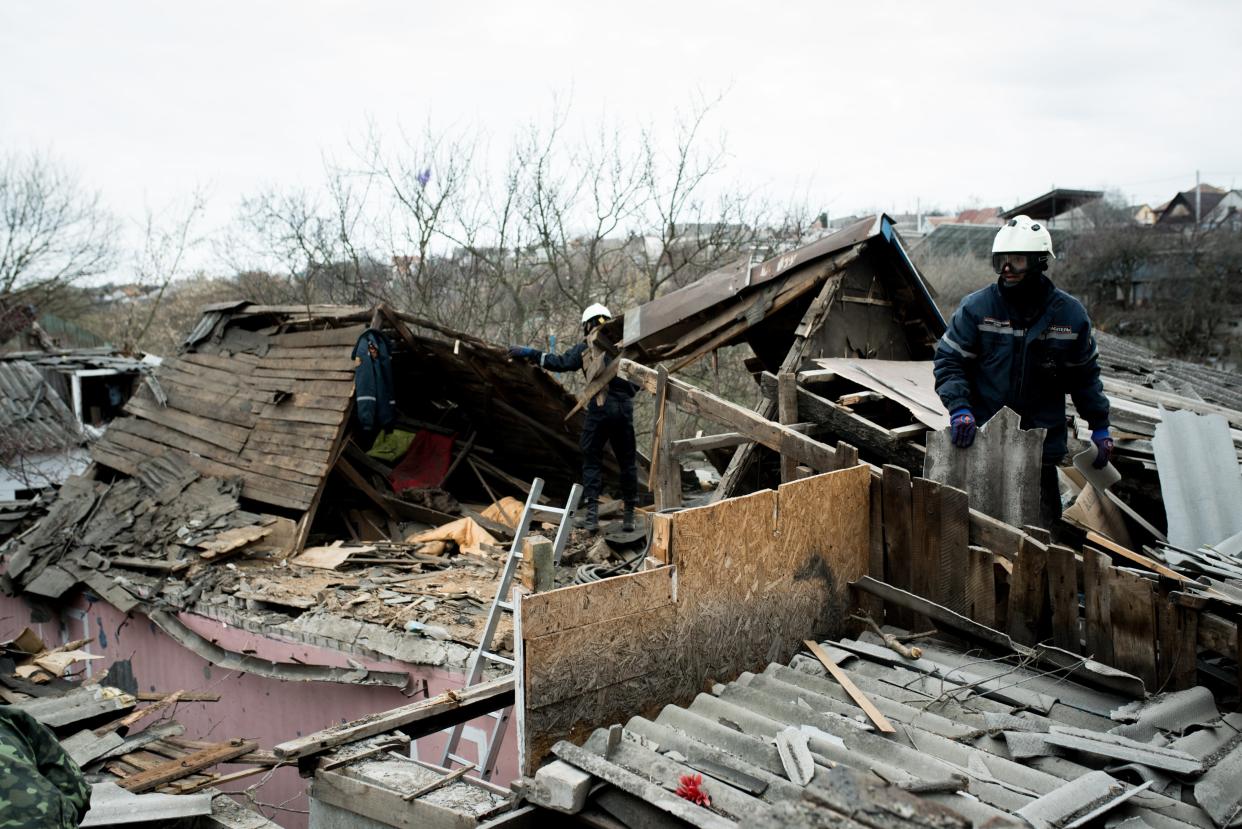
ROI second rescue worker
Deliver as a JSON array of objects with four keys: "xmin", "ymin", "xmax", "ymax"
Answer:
[
  {"xmin": 933, "ymin": 215, "xmax": 1113, "ymax": 527},
  {"xmin": 509, "ymin": 304, "xmax": 639, "ymax": 534}
]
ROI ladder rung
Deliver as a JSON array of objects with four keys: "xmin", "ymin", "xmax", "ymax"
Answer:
[
  {"xmin": 447, "ymin": 752, "xmax": 473, "ymax": 766},
  {"xmin": 496, "ymin": 600, "xmax": 513, "ymax": 611},
  {"xmin": 481, "ymin": 651, "xmax": 514, "ymax": 666},
  {"xmin": 530, "ymin": 505, "xmax": 567, "ymax": 517}
]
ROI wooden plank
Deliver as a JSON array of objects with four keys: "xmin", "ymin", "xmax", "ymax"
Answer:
[
  {"xmin": 268, "ymin": 323, "xmax": 366, "ymax": 348},
  {"xmin": 1007, "ymin": 534, "xmax": 1048, "ymax": 646},
  {"xmin": 670, "ymin": 432, "xmax": 748, "ymax": 456},
  {"xmin": 264, "ymin": 345, "xmax": 356, "ymax": 361},
  {"xmin": 246, "ymin": 429, "xmax": 338, "ymax": 455},
  {"xmin": 965, "ymin": 546, "xmax": 996, "ymax": 628},
  {"xmin": 760, "ymin": 374, "xmax": 926, "ymax": 473},
  {"xmin": 1156, "ymin": 595, "xmax": 1199, "ymax": 692},
  {"xmin": 777, "ymin": 371, "xmax": 800, "ymax": 483},
  {"xmin": 649, "ymin": 366, "xmax": 679, "ymax": 509},
  {"xmin": 803, "ymin": 640, "xmax": 896, "ymax": 734},
  {"xmin": 938, "ymin": 484, "xmax": 970, "ymax": 614},
  {"xmin": 859, "ymin": 474, "xmax": 885, "ymax": 621},
  {"xmin": 521, "ymin": 566, "xmax": 676, "ymax": 639},
  {"xmin": 621, "ymin": 360, "xmax": 838, "ymax": 474},
  {"xmin": 239, "ymin": 447, "xmax": 329, "ymax": 477},
  {"xmin": 119, "ymin": 739, "xmax": 256, "ymax": 793},
  {"xmin": 1046, "ymin": 544, "xmax": 1080, "ymax": 653},
  {"xmin": 910, "ymin": 477, "xmax": 941, "ymax": 613},
  {"xmin": 250, "ymin": 417, "xmax": 340, "ymax": 438},
  {"xmin": 274, "ymin": 675, "xmax": 515, "ymax": 760},
  {"xmin": 256, "ymin": 355, "xmax": 357, "ymax": 372},
  {"xmin": 258, "ymin": 402, "xmax": 348, "ymax": 426},
  {"xmin": 252, "ymin": 366, "xmax": 355, "ymax": 381},
  {"xmin": 832, "ymin": 441, "xmax": 859, "ymax": 471},
  {"xmin": 1086, "ymin": 531, "xmax": 1189, "ymax": 584},
  {"xmin": 1082, "ymin": 547, "xmax": 1114, "ymax": 664},
  {"xmin": 649, "ymin": 513, "xmax": 673, "ymax": 565},
  {"xmin": 881, "ymin": 465, "xmax": 913, "ymax": 628},
  {"xmin": 1109, "ymin": 567, "xmax": 1158, "ymax": 690},
  {"xmin": 124, "ymin": 396, "xmax": 248, "ymax": 453},
  {"xmin": 180, "ymin": 352, "xmax": 259, "ymax": 374}
]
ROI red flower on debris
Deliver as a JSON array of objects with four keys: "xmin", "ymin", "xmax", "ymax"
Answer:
[{"xmin": 675, "ymin": 773, "xmax": 711, "ymax": 807}]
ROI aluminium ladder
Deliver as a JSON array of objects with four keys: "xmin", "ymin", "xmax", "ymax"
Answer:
[{"xmin": 438, "ymin": 476, "xmax": 583, "ymax": 778}]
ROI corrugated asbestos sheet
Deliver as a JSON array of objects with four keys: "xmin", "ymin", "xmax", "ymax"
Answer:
[
  {"xmin": 536, "ymin": 628, "xmax": 1237, "ymax": 829},
  {"xmin": 0, "ymin": 360, "xmax": 85, "ymax": 462},
  {"xmin": 1153, "ymin": 409, "xmax": 1242, "ymax": 550}
]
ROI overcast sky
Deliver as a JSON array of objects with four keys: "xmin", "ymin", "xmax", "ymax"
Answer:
[{"xmin": 3, "ymin": 1, "xmax": 1241, "ymax": 256}]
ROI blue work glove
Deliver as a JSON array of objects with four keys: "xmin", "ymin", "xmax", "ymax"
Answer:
[
  {"xmin": 508, "ymin": 346, "xmax": 541, "ymax": 362},
  {"xmin": 950, "ymin": 408, "xmax": 976, "ymax": 448},
  {"xmin": 1091, "ymin": 428, "xmax": 1114, "ymax": 469}
]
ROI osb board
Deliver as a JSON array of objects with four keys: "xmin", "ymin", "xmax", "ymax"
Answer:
[
  {"xmin": 520, "ymin": 464, "xmax": 870, "ymax": 773},
  {"xmin": 521, "ymin": 566, "xmax": 677, "ymax": 639}
]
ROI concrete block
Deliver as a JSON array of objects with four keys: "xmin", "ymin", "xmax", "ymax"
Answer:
[{"xmin": 530, "ymin": 760, "xmax": 593, "ymax": 813}]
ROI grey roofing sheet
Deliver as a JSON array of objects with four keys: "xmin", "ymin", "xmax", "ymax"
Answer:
[
  {"xmin": 544, "ymin": 627, "xmax": 1225, "ymax": 829},
  {"xmin": 80, "ymin": 782, "xmax": 212, "ymax": 827},
  {"xmin": 1153, "ymin": 409, "xmax": 1242, "ymax": 550}
]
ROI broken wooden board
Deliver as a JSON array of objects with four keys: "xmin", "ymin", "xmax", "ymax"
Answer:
[
  {"xmin": 806, "ymin": 358, "xmax": 948, "ymax": 429},
  {"xmin": 119, "ymin": 739, "xmax": 257, "ymax": 793},
  {"xmin": 924, "ymin": 406, "xmax": 1045, "ymax": 529}
]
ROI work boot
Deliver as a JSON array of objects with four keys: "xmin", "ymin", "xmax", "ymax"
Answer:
[
  {"xmin": 575, "ymin": 502, "xmax": 599, "ymax": 533},
  {"xmin": 622, "ymin": 504, "xmax": 636, "ymax": 533}
]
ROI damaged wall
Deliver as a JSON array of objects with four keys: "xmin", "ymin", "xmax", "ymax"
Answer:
[
  {"xmin": 518, "ymin": 464, "xmax": 871, "ymax": 773},
  {"xmin": 0, "ymin": 589, "xmax": 519, "ymax": 828}
]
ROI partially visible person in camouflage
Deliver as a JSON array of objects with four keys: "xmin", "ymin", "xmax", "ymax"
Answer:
[{"xmin": 0, "ymin": 705, "xmax": 90, "ymax": 828}]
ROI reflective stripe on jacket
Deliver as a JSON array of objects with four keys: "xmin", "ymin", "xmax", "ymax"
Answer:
[{"xmin": 933, "ymin": 277, "xmax": 1109, "ymax": 461}]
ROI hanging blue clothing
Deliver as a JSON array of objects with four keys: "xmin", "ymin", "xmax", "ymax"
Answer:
[{"xmin": 352, "ymin": 328, "xmax": 397, "ymax": 431}]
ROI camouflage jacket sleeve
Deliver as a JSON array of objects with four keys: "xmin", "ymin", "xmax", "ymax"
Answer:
[{"xmin": 0, "ymin": 705, "xmax": 91, "ymax": 828}]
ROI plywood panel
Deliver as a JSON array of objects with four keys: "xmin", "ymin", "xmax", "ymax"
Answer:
[
  {"xmin": 520, "ymin": 464, "xmax": 870, "ymax": 774},
  {"xmin": 521, "ymin": 566, "xmax": 676, "ymax": 639}
]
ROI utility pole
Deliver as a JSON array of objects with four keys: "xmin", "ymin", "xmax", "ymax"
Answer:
[{"xmin": 1195, "ymin": 169, "xmax": 1201, "ymax": 226}]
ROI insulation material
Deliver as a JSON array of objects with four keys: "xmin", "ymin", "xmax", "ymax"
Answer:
[
  {"xmin": 290, "ymin": 540, "xmax": 375, "ymax": 570},
  {"xmin": 406, "ymin": 516, "xmax": 498, "ymax": 556},
  {"xmin": 480, "ymin": 497, "xmax": 526, "ymax": 529},
  {"xmin": 389, "ymin": 430, "xmax": 457, "ymax": 493},
  {"xmin": 1153, "ymin": 410, "xmax": 1242, "ymax": 551},
  {"xmin": 810, "ymin": 358, "xmax": 949, "ymax": 429}
]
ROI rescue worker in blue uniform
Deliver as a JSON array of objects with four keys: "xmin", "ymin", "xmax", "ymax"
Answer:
[
  {"xmin": 933, "ymin": 215, "xmax": 1114, "ymax": 528},
  {"xmin": 509, "ymin": 304, "xmax": 638, "ymax": 534}
]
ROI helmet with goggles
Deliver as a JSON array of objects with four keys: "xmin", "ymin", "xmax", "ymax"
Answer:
[{"xmin": 992, "ymin": 215, "xmax": 1055, "ymax": 274}]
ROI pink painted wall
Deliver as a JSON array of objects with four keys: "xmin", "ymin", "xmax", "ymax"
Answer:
[{"xmin": 0, "ymin": 590, "xmax": 517, "ymax": 828}]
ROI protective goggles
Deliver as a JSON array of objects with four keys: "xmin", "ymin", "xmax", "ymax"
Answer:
[{"xmin": 992, "ymin": 253, "xmax": 1031, "ymax": 275}]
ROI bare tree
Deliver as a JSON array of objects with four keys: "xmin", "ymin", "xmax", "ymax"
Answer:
[{"xmin": 0, "ymin": 150, "xmax": 116, "ymax": 307}]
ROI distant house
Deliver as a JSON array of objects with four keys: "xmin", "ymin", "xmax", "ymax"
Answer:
[
  {"xmin": 0, "ymin": 349, "xmax": 153, "ymax": 499},
  {"xmin": 1131, "ymin": 204, "xmax": 1158, "ymax": 225},
  {"xmin": 1000, "ymin": 188, "xmax": 1105, "ymax": 231},
  {"xmin": 1156, "ymin": 184, "xmax": 1242, "ymax": 229}
]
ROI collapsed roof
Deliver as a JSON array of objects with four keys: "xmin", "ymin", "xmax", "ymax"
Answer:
[{"xmin": 620, "ymin": 214, "xmax": 946, "ymax": 372}]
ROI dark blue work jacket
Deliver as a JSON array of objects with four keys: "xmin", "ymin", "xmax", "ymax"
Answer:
[
  {"xmin": 540, "ymin": 341, "xmax": 636, "ymax": 411},
  {"xmin": 933, "ymin": 276, "xmax": 1110, "ymax": 461}
]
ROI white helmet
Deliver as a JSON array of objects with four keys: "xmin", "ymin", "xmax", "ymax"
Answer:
[
  {"xmin": 992, "ymin": 215, "xmax": 1056, "ymax": 258},
  {"xmin": 581, "ymin": 303, "xmax": 612, "ymax": 325}
]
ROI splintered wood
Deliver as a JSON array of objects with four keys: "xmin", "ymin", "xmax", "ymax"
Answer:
[{"xmin": 520, "ymin": 465, "xmax": 871, "ymax": 773}]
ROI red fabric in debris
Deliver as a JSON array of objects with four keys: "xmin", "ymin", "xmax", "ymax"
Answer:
[{"xmin": 389, "ymin": 431, "xmax": 457, "ymax": 493}]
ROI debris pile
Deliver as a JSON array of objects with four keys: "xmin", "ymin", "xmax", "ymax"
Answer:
[
  {"xmin": 528, "ymin": 625, "xmax": 1242, "ymax": 828},
  {"xmin": 1, "ymin": 628, "xmax": 278, "ymax": 827}
]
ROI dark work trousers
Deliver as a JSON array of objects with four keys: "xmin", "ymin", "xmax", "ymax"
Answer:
[{"xmin": 580, "ymin": 394, "xmax": 638, "ymax": 508}]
